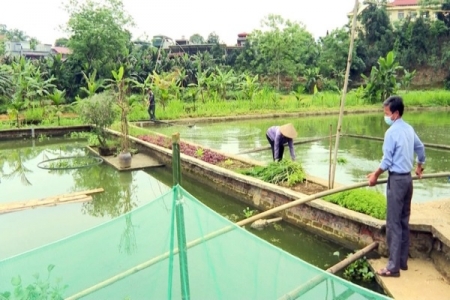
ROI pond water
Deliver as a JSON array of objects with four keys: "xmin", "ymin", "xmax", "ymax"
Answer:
[
  {"xmin": 0, "ymin": 139, "xmax": 364, "ymax": 286},
  {"xmin": 151, "ymin": 111, "xmax": 450, "ymax": 203}
]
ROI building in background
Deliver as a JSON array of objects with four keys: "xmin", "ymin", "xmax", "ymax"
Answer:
[
  {"xmin": 3, "ymin": 40, "xmax": 71, "ymax": 60},
  {"xmin": 237, "ymin": 33, "xmax": 248, "ymax": 47},
  {"xmin": 348, "ymin": 0, "xmax": 438, "ymax": 24}
]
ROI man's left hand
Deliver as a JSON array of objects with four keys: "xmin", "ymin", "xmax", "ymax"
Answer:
[
  {"xmin": 415, "ymin": 166, "xmax": 424, "ymax": 178},
  {"xmin": 367, "ymin": 172, "xmax": 378, "ymax": 186}
]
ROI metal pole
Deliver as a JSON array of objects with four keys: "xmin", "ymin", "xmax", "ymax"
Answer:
[{"xmin": 171, "ymin": 133, "xmax": 190, "ymax": 300}]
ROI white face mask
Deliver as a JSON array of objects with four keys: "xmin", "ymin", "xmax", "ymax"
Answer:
[{"xmin": 384, "ymin": 115, "xmax": 394, "ymax": 126}]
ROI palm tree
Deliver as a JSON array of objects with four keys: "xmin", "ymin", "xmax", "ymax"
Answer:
[{"xmin": 2, "ymin": 150, "xmax": 33, "ymax": 186}]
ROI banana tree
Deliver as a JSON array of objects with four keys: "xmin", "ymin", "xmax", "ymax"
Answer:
[
  {"xmin": 109, "ymin": 66, "xmax": 132, "ymax": 154},
  {"xmin": 81, "ymin": 69, "xmax": 105, "ymax": 98},
  {"xmin": 362, "ymin": 51, "xmax": 403, "ymax": 103},
  {"xmin": 240, "ymin": 73, "xmax": 260, "ymax": 101},
  {"xmin": 290, "ymin": 85, "xmax": 307, "ymax": 107},
  {"xmin": 0, "ymin": 66, "xmax": 13, "ymax": 104},
  {"xmin": 401, "ymin": 69, "xmax": 416, "ymax": 92},
  {"xmin": 47, "ymin": 89, "xmax": 69, "ymax": 126},
  {"xmin": 210, "ymin": 66, "xmax": 237, "ymax": 99},
  {"xmin": 151, "ymin": 70, "xmax": 179, "ymax": 110},
  {"xmin": 302, "ymin": 67, "xmax": 323, "ymax": 94}
]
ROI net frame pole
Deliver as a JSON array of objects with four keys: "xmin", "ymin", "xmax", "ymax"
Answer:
[
  {"xmin": 65, "ymin": 173, "xmax": 449, "ymax": 299},
  {"xmin": 172, "ymin": 133, "xmax": 190, "ymax": 300}
]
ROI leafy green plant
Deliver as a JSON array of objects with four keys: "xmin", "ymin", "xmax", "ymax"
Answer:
[
  {"xmin": 243, "ymin": 207, "xmax": 256, "ymax": 218},
  {"xmin": 77, "ymin": 92, "xmax": 118, "ymax": 148},
  {"xmin": 324, "ymin": 189, "xmax": 386, "ymax": 219},
  {"xmin": 0, "ymin": 264, "xmax": 68, "ymax": 300},
  {"xmin": 240, "ymin": 159, "xmax": 306, "ymax": 187},
  {"xmin": 343, "ymin": 256, "xmax": 375, "ymax": 282},
  {"xmin": 223, "ymin": 159, "xmax": 233, "ymax": 166},
  {"xmin": 195, "ymin": 147, "xmax": 204, "ymax": 159}
]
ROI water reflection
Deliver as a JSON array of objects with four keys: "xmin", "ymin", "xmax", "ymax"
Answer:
[
  {"xmin": 118, "ymin": 175, "xmax": 138, "ymax": 255},
  {"xmin": 151, "ymin": 111, "xmax": 450, "ymax": 203},
  {"xmin": 1, "ymin": 151, "xmax": 33, "ymax": 186}
]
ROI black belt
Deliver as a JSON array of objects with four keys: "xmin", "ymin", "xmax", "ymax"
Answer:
[{"xmin": 388, "ymin": 171, "xmax": 411, "ymax": 176}]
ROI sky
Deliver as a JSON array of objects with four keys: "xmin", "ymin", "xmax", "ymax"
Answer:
[{"xmin": 0, "ymin": 0, "xmax": 355, "ymax": 46}]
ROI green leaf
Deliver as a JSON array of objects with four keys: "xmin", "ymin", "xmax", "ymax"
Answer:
[
  {"xmin": 10, "ymin": 276, "xmax": 21, "ymax": 286},
  {"xmin": 47, "ymin": 264, "xmax": 55, "ymax": 273}
]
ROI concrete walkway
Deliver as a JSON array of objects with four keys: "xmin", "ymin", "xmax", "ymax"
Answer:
[
  {"xmin": 370, "ymin": 198, "xmax": 450, "ymax": 300},
  {"xmin": 370, "ymin": 257, "xmax": 450, "ymax": 300},
  {"xmin": 87, "ymin": 146, "xmax": 164, "ymax": 171}
]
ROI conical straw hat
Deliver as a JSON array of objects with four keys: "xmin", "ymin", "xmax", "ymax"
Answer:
[{"xmin": 279, "ymin": 123, "xmax": 297, "ymax": 139}]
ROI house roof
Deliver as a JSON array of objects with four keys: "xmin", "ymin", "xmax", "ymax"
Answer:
[
  {"xmin": 51, "ymin": 47, "xmax": 72, "ymax": 55},
  {"xmin": 388, "ymin": 0, "xmax": 419, "ymax": 6}
]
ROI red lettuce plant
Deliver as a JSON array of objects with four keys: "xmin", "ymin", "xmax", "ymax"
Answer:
[{"xmin": 138, "ymin": 135, "xmax": 226, "ymax": 165}]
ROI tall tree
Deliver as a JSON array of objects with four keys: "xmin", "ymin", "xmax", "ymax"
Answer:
[
  {"xmin": 54, "ymin": 37, "xmax": 69, "ymax": 47},
  {"xmin": 358, "ymin": 3, "xmax": 395, "ymax": 70},
  {"xmin": 250, "ymin": 14, "xmax": 318, "ymax": 90},
  {"xmin": 29, "ymin": 37, "xmax": 39, "ymax": 50},
  {"xmin": 189, "ymin": 33, "xmax": 205, "ymax": 44},
  {"xmin": 64, "ymin": 0, "xmax": 134, "ymax": 77},
  {"xmin": 318, "ymin": 27, "xmax": 365, "ymax": 80},
  {"xmin": 206, "ymin": 32, "xmax": 220, "ymax": 44}
]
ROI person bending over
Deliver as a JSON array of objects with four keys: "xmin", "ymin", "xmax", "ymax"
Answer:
[{"xmin": 266, "ymin": 123, "xmax": 297, "ymax": 161}]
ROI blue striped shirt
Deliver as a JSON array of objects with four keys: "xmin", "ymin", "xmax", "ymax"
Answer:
[{"xmin": 380, "ymin": 118, "xmax": 426, "ymax": 173}]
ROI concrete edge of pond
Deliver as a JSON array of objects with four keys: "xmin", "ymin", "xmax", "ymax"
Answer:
[
  {"xmin": 137, "ymin": 106, "xmax": 449, "ymax": 125},
  {"xmin": 0, "ymin": 125, "xmax": 92, "ymax": 140}
]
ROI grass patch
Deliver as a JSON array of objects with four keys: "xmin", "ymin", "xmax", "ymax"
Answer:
[
  {"xmin": 125, "ymin": 89, "xmax": 450, "ymax": 121},
  {"xmin": 324, "ymin": 189, "xmax": 387, "ymax": 220},
  {"xmin": 239, "ymin": 160, "xmax": 306, "ymax": 187}
]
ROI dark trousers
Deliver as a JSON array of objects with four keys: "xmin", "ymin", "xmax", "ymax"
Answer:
[
  {"xmin": 148, "ymin": 104, "xmax": 155, "ymax": 120},
  {"xmin": 266, "ymin": 134, "xmax": 284, "ymax": 161},
  {"xmin": 386, "ymin": 172, "xmax": 413, "ymax": 272}
]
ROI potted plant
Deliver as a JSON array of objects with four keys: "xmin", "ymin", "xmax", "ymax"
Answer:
[
  {"xmin": 78, "ymin": 92, "xmax": 118, "ymax": 156},
  {"xmin": 109, "ymin": 66, "xmax": 132, "ymax": 169}
]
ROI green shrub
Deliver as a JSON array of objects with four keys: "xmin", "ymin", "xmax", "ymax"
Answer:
[{"xmin": 324, "ymin": 189, "xmax": 386, "ymax": 219}]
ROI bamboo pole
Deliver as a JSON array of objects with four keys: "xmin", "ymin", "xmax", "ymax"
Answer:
[
  {"xmin": 277, "ymin": 242, "xmax": 379, "ymax": 300},
  {"xmin": 330, "ymin": 0, "xmax": 359, "ymax": 189},
  {"xmin": 65, "ymin": 172, "xmax": 450, "ymax": 299},
  {"xmin": 172, "ymin": 132, "xmax": 190, "ymax": 300},
  {"xmin": 328, "ymin": 124, "xmax": 333, "ymax": 189},
  {"xmin": 242, "ymin": 172, "xmax": 450, "ymax": 228},
  {"xmin": 344, "ymin": 134, "xmax": 450, "ymax": 151},
  {"xmin": 0, "ymin": 189, "xmax": 103, "ymax": 214},
  {"xmin": 1, "ymin": 196, "xmax": 94, "ymax": 214},
  {"xmin": 237, "ymin": 136, "xmax": 336, "ymax": 155}
]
